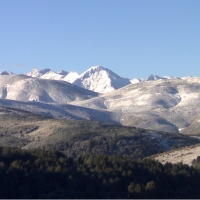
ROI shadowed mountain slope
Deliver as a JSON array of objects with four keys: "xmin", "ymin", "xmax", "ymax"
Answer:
[{"xmin": 0, "ymin": 106, "xmax": 199, "ymax": 159}]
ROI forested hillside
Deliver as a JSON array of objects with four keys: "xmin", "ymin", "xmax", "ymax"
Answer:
[{"xmin": 0, "ymin": 147, "xmax": 199, "ymax": 198}]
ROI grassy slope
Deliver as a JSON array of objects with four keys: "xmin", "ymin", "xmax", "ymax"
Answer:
[{"xmin": 0, "ymin": 106, "xmax": 199, "ymax": 158}]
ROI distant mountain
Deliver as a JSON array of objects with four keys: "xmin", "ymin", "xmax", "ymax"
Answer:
[
  {"xmin": 26, "ymin": 68, "xmax": 51, "ymax": 77},
  {"xmin": 27, "ymin": 67, "xmax": 180, "ymax": 93},
  {"xmin": 144, "ymin": 74, "xmax": 179, "ymax": 81},
  {"xmin": 1, "ymin": 71, "xmax": 200, "ymax": 135},
  {"xmin": 72, "ymin": 66, "xmax": 131, "ymax": 93},
  {"xmin": 27, "ymin": 66, "xmax": 131, "ymax": 93},
  {"xmin": 0, "ymin": 74, "xmax": 98, "ymax": 104},
  {"xmin": 130, "ymin": 74, "xmax": 179, "ymax": 83},
  {"xmin": 145, "ymin": 74, "xmax": 165, "ymax": 81},
  {"xmin": 40, "ymin": 70, "xmax": 66, "ymax": 80},
  {"xmin": 41, "ymin": 70, "xmax": 79, "ymax": 83},
  {"xmin": 63, "ymin": 71, "xmax": 79, "ymax": 83},
  {"xmin": 0, "ymin": 71, "xmax": 13, "ymax": 75}
]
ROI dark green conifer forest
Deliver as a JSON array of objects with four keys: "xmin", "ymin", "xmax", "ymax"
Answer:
[{"xmin": 0, "ymin": 146, "xmax": 199, "ymax": 198}]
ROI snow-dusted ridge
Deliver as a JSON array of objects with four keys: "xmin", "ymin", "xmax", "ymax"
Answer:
[
  {"xmin": 0, "ymin": 74, "xmax": 98, "ymax": 104},
  {"xmin": 26, "ymin": 68, "xmax": 51, "ymax": 77},
  {"xmin": 27, "ymin": 66, "xmax": 131, "ymax": 93},
  {"xmin": 27, "ymin": 66, "xmax": 179, "ymax": 93}
]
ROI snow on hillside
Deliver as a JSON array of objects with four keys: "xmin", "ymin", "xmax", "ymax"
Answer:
[
  {"xmin": 1, "ymin": 71, "xmax": 200, "ymax": 135},
  {"xmin": 163, "ymin": 76, "xmax": 179, "ymax": 79},
  {"xmin": 0, "ymin": 74, "xmax": 98, "ymax": 104},
  {"xmin": 71, "ymin": 77, "xmax": 200, "ymax": 134}
]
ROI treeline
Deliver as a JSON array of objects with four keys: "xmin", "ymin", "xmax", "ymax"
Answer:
[{"xmin": 0, "ymin": 146, "xmax": 200, "ymax": 198}]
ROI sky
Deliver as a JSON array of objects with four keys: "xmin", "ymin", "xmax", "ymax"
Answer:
[{"xmin": 0, "ymin": 0, "xmax": 199, "ymax": 79}]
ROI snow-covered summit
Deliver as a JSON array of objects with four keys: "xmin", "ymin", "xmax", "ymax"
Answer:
[
  {"xmin": 40, "ymin": 70, "xmax": 65, "ymax": 80},
  {"xmin": 26, "ymin": 68, "xmax": 51, "ymax": 77},
  {"xmin": 0, "ymin": 74, "xmax": 98, "ymax": 104},
  {"xmin": 26, "ymin": 66, "xmax": 131, "ymax": 93},
  {"xmin": 26, "ymin": 67, "xmax": 180, "ymax": 93},
  {"xmin": 64, "ymin": 71, "xmax": 79, "ymax": 83},
  {"xmin": 72, "ymin": 66, "xmax": 131, "ymax": 93}
]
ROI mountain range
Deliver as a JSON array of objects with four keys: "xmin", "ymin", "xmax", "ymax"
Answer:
[
  {"xmin": 1, "ymin": 66, "xmax": 200, "ymax": 165},
  {"xmin": 26, "ymin": 66, "xmax": 178, "ymax": 93},
  {"xmin": 0, "ymin": 66, "xmax": 199, "ymax": 136},
  {"xmin": 26, "ymin": 66, "xmax": 131, "ymax": 93}
]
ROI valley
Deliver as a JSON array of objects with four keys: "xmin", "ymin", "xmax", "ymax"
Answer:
[
  {"xmin": 0, "ymin": 67, "xmax": 200, "ymax": 165},
  {"xmin": 0, "ymin": 106, "xmax": 199, "ymax": 160}
]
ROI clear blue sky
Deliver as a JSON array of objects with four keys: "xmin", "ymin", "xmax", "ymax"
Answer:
[{"xmin": 0, "ymin": 0, "xmax": 199, "ymax": 79}]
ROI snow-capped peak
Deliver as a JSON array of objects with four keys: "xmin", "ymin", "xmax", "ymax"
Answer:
[
  {"xmin": 26, "ymin": 67, "xmax": 180, "ymax": 93},
  {"xmin": 26, "ymin": 66, "xmax": 131, "ymax": 93},
  {"xmin": 73, "ymin": 66, "xmax": 131, "ymax": 93},
  {"xmin": 84, "ymin": 66, "xmax": 105, "ymax": 73},
  {"xmin": 79, "ymin": 66, "xmax": 109, "ymax": 79},
  {"xmin": 64, "ymin": 71, "xmax": 79, "ymax": 83},
  {"xmin": 26, "ymin": 68, "xmax": 51, "ymax": 77}
]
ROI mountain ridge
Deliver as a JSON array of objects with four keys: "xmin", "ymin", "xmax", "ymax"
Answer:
[
  {"xmin": 1, "ymin": 73, "xmax": 200, "ymax": 135},
  {"xmin": 1, "ymin": 67, "xmax": 200, "ymax": 135},
  {"xmin": 25, "ymin": 66, "xmax": 179, "ymax": 93},
  {"xmin": 0, "ymin": 74, "xmax": 98, "ymax": 104}
]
